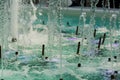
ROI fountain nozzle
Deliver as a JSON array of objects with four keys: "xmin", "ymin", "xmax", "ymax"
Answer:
[
  {"xmin": 0, "ymin": 46, "xmax": 1, "ymax": 59},
  {"xmin": 11, "ymin": 38, "xmax": 17, "ymax": 42},
  {"xmin": 59, "ymin": 78, "xmax": 63, "ymax": 80},
  {"xmin": 42, "ymin": 44, "xmax": 45, "ymax": 56}
]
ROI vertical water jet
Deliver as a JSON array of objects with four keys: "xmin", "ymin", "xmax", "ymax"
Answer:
[{"xmin": 10, "ymin": 0, "xmax": 19, "ymax": 41}]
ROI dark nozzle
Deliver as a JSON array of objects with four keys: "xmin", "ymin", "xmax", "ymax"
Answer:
[
  {"xmin": 67, "ymin": 22, "xmax": 70, "ymax": 26},
  {"xmin": 108, "ymin": 58, "xmax": 111, "ymax": 62},
  {"xmin": 98, "ymin": 37, "xmax": 102, "ymax": 50},
  {"xmin": 84, "ymin": 38, "xmax": 87, "ymax": 39},
  {"xmin": 78, "ymin": 63, "xmax": 81, "ymax": 67},
  {"xmin": 114, "ymin": 71, "xmax": 118, "ymax": 74},
  {"xmin": 15, "ymin": 52, "xmax": 18, "ymax": 56},
  {"xmin": 0, "ymin": 46, "xmax": 1, "ymax": 59},
  {"xmin": 110, "ymin": 75, "xmax": 115, "ymax": 79},
  {"xmin": 76, "ymin": 42, "xmax": 80, "ymax": 55},
  {"xmin": 114, "ymin": 40, "xmax": 119, "ymax": 44},
  {"xmin": 11, "ymin": 38, "xmax": 17, "ymax": 42},
  {"xmin": 42, "ymin": 21, "xmax": 45, "ymax": 25},
  {"xmin": 93, "ymin": 29, "xmax": 96, "ymax": 37},
  {"xmin": 114, "ymin": 56, "xmax": 117, "ymax": 59},
  {"xmin": 45, "ymin": 57, "xmax": 48, "ymax": 59},
  {"xmin": 75, "ymin": 26, "xmax": 79, "ymax": 35},
  {"xmin": 102, "ymin": 33, "xmax": 106, "ymax": 44},
  {"xmin": 1, "ymin": 79, "xmax": 4, "ymax": 80},
  {"xmin": 59, "ymin": 78, "xmax": 63, "ymax": 80},
  {"xmin": 42, "ymin": 44, "xmax": 45, "ymax": 56}
]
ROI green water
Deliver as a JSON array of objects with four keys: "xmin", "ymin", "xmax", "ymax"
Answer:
[
  {"xmin": 36, "ymin": 11, "xmax": 119, "ymax": 28},
  {"xmin": 0, "ymin": 10, "xmax": 120, "ymax": 80}
]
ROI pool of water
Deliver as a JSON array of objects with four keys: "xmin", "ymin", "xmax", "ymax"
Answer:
[
  {"xmin": 0, "ymin": 5, "xmax": 120, "ymax": 80},
  {"xmin": 36, "ymin": 7, "xmax": 119, "ymax": 27}
]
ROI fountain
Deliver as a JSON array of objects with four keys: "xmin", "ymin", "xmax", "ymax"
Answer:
[
  {"xmin": 0, "ymin": 0, "xmax": 120, "ymax": 80},
  {"xmin": 10, "ymin": 0, "xmax": 19, "ymax": 42}
]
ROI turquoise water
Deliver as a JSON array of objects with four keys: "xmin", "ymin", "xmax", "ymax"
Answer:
[
  {"xmin": 0, "ymin": 8, "xmax": 120, "ymax": 80},
  {"xmin": 36, "ymin": 11, "xmax": 119, "ymax": 28}
]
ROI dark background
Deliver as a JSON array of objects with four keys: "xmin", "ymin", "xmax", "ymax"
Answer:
[
  {"xmin": 70, "ymin": 0, "xmax": 120, "ymax": 8},
  {"xmin": 31, "ymin": 0, "xmax": 119, "ymax": 8}
]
